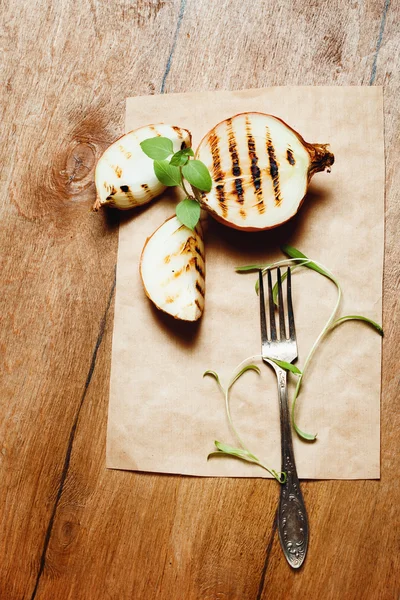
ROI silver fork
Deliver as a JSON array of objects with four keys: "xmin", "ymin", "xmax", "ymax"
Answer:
[{"xmin": 259, "ymin": 267, "xmax": 309, "ymax": 569}]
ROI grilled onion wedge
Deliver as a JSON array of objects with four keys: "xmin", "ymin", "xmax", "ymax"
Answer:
[
  {"xmin": 140, "ymin": 216, "xmax": 205, "ymax": 322},
  {"xmin": 94, "ymin": 124, "xmax": 191, "ymax": 211},
  {"xmin": 195, "ymin": 112, "xmax": 334, "ymax": 231}
]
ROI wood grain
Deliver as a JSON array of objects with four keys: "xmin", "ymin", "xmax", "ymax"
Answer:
[{"xmin": 0, "ymin": 1, "xmax": 398, "ymax": 599}]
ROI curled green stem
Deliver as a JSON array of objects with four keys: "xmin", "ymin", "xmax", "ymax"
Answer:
[
  {"xmin": 179, "ymin": 167, "xmax": 194, "ymax": 199},
  {"xmin": 204, "ymin": 356, "xmax": 285, "ymax": 483}
]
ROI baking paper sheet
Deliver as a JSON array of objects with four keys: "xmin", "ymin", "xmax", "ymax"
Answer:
[{"xmin": 106, "ymin": 87, "xmax": 383, "ymax": 478}]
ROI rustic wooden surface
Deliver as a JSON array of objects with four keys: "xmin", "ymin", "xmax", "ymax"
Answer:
[{"xmin": 1, "ymin": 1, "xmax": 399, "ymax": 598}]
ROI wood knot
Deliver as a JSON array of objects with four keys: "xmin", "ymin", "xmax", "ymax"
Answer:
[
  {"xmin": 58, "ymin": 141, "xmax": 97, "ymax": 196},
  {"xmin": 58, "ymin": 517, "xmax": 80, "ymax": 548}
]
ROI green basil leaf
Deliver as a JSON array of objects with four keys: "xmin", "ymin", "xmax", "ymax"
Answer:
[
  {"xmin": 272, "ymin": 276, "xmax": 284, "ymax": 306},
  {"xmin": 331, "ymin": 315, "xmax": 384, "ymax": 336},
  {"xmin": 281, "ymin": 244, "xmax": 334, "ymax": 282},
  {"xmin": 228, "ymin": 364, "xmax": 261, "ymax": 389},
  {"xmin": 272, "ymin": 266, "xmax": 302, "ymax": 306},
  {"xmin": 214, "ymin": 441, "xmax": 259, "ymax": 462},
  {"xmin": 182, "ymin": 147, "xmax": 194, "ymax": 156},
  {"xmin": 140, "ymin": 137, "xmax": 174, "ymax": 160},
  {"xmin": 169, "ymin": 150, "xmax": 190, "ymax": 167},
  {"xmin": 207, "ymin": 450, "xmax": 285, "ymax": 483},
  {"xmin": 176, "ymin": 198, "xmax": 201, "ymax": 230},
  {"xmin": 153, "ymin": 160, "xmax": 182, "ymax": 186},
  {"xmin": 203, "ymin": 370, "xmax": 221, "ymax": 385},
  {"xmin": 207, "ymin": 451, "xmax": 257, "ymax": 463},
  {"xmin": 271, "ymin": 470, "xmax": 287, "ymax": 484},
  {"xmin": 235, "ymin": 264, "xmax": 268, "ymax": 272},
  {"xmin": 182, "ymin": 159, "xmax": 212, "ymax": 192},
  {"xmin": 293, "ymin": 422, "xmax": 318, "ymax": 441},
  {"xmin": 267, "ymin": 358, "xmax": 302, "ymax": 375}
]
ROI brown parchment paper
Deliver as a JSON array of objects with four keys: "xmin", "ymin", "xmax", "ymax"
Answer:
[{"xmin": 106, "ymin": 87, "xmax": 383, "ymax": 479}]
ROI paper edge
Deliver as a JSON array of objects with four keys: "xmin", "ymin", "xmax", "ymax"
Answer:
[{"xmin": 107, "ymin": 87, "xmax": 385, "ymax": 481}]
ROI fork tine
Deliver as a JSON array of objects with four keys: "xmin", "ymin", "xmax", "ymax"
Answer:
[
  {"xmin": 259, "ymin": 271, "xmax": 268, "ymax": 344},
  {"xmin": 277, "ymin": 268, "xmax": 286, "ymax": 340},
  {"xmin": 267, "ymin": 270, "xmax": 277, "ymax": 340},
  {"xmin": 287, "ymin": 267, "xmax": 296, "ymax": 340}
]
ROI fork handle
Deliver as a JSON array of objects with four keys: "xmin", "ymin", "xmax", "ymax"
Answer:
[{"xmin": 275, "ymin": 367, "xmax": 309, "ymax": 568}]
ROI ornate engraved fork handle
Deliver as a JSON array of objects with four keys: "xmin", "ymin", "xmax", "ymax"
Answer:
[{"xmin": 275, "ymin": 367, "xmax": 309, "ymax": 568}]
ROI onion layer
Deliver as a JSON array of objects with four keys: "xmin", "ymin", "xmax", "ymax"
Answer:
[
  {"xmin": 195, "ymin": 112, "xmax": 334, "ymax": 231},
  {"xmin": 94, "ymin": 124, "xmax": 191, "ymax": 211},
  {"xmin": 140, "ymin": 216, "xmax": 205, "ymax": 321}
]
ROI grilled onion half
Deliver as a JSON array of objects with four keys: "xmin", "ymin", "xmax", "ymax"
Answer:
[
  {"xmin": 94, "ymin": 124, "xmax": 191, "ymax": 211},
  {"xmin": 140, "ymin": 216, "xmax": 205, "ymax": 322},
  {"xmin": 195, "ymin": 112, "xmax": 334, "ymax": 231}
]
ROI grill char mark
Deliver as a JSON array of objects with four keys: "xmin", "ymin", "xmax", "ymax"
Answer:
[
  {"xmin": 194, "ymin": 244, "xmax": 205, "ymax": 261},
  {"xmin": 287, "ymin": 148, "xmax": 296, "ymax": 166},
  {"xmin": 215, "ymin": 185, "xmax": 227, "ymax": 216},
  {"xmin": 118, "ymin": 145, "xmax": 132, "ymax": 159},
  {"xmin": 208, "ymin": 130, "xmax": 228, "ymax": 217},
  {"xmin": 149, "ymin": 125, "xmax": 161, "ymax": 137},
  {"xmin": 195, "ymin": 281, "xmax": 205, "ymax": 297},
  {"xmin": 117, "ymin": 184, "xmax": 139, "ymax": 205},
  {"xmin": 172, "ymin": 125, "xmax": 183, "ymax": 139},
  {"xmin": 180, "ymin": 237, "xmax": 205, "ymax": 261},
  {"xmin": 265, "ymin": 126, "xmax": 282, "ymax": 206},
  {"xmin": 195, "ymin": 261, "xmax": 205, "ymax": 279},
  {"xmin": 189, "ymin": 256, "xmax": 205, "ymax": 279},
  {"xmin": 226, "ymin": 118, "xmax": 244, "ymax": 204},
  {"xmin": 141, "ymin": 183, "xmax": 153, "ymax": 199},
  {"xmin": 245, "ymin": 116, "xmax": 264, "ymax": 214}
]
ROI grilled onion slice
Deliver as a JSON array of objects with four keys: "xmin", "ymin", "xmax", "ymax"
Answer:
[
  {"xmin": 195, "ymin": 112, "xmax": 334, "ymax": 231},
  {"xmin": 94, "ymin": 124, "xmax": 191, "ymax": 211},
  {"xmin": 140, "ymin": 216, "xmax": 205, "ymax": 322}
]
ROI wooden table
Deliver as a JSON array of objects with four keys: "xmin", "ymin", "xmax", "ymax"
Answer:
[{"xmin": 1, "ymin": 2, "xmax": 399, "ymax": 598}]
